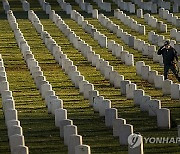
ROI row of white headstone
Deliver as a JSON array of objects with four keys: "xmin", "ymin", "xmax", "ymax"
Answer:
[
  {"xmin": 114, "ymin": 9, "xmax": 146, "ymax": 35},
  {"xmin": 3, "ymin": 11, "xmax": 29, "ymax": 154},
  {"xmin": 136, "ymin": 61, "xmax": 180, "ymax": 100},
  {"xmin": 28, "ymin": 9, "xmax": 92, "ymax": 154},
  {"xmin": 148, "ymin": 31, "xmax": 174, "ymax": 47},
  {"xmin": 147, "ymin": 31, "xmax": 180, "ymax": 56},
  {"xmin": 71, "ymin": 10, "xmax": 135, "ymax": 67},
  {"xmin": 123, "ymin": 0, "xmax": 157, "ymax": 13},
  {"xmin": 132, "ymin": 0, "xmax": 168, "ymax": 12},
  {"xmin": 93, "ymin": 0, "xmax": 111, "ymax": 12},
  {"xmin": 97, "ymin": 13, "xmax": 161, "ymax": 64},
  {"xmin": 4, "ymin": 10, "xmax": 33, "ymax": 154},
  {"xmin": 56, "ymin": 0, "xmax": 72, "ymax": 14},
  {"xmin": 133, "ymin": 88, "xmax": 171, "ymax": 129},
  {"xmin": 8, "ymin": 10, "xmax": 76, "ymax": 154},
  {"xmin": 144, "ymin": 13, "xmax": 167, "ymax": 33},
  {"xmin": 48, "ymin": 10, "xmax": 145, "ymax": 153},
  {"xmin": 20, "ymin": 0, "xmax": 30, "ymax": 11},
  {"xmin": 39, "ymin": 0, "xmax": 52, "ymax": 15},
  {"xmin": 8, "ymin": 10, "xmax": 63, "ymax": 117},
  {"xmin": 75, "ymin": 0, "xmax": 93, "ymax": 14},
  {"xmin": 170, "ymin": 29, "xmax": 180, "ymax": 55},
  {"xmin": 101, "ymin": 7, "xmax": 179, "ymax": 59},
  {"xmin": 112, "ymin": 0, "xmax": 136, "ymax": 13},
  {"xmin": 159, "ymin": 0, "xmax": 180, "ymax": 12},
  {"xmin": 159, "ymin": 8, "xmax": 180, "ymax": 27},
  {"xmin": 51, "ymin": 9, "xmax": 125, "ymax": 92},
  {"xmin": 170, "ymin": 28, "xmax": 180, "ymax": 43},
  {"xmin": 0, "ymin": 54, "xmax": 29, "ymax": 154},
  {"xmin": 120, "ymin": 77, "xmax": 171, "ymax": 129}
]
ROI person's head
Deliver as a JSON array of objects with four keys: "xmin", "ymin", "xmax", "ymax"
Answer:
[{"xmin": 164, "ymin": 40, "xmax": 170, "ymax": 48}]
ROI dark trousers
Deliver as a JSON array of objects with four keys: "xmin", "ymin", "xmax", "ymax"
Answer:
[{"xmin": 164, "ymin": 64, "xmax": 179, "ymax": 80}]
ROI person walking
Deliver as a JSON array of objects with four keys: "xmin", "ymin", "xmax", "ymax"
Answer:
[{"xmin": 157, "ymin": 40, "xmax": 180, "ymax": 81}]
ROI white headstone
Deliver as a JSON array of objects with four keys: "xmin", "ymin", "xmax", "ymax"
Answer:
[
  {"xmin": 171, "ymin": 83, "xmax": 180, "ymax": 99},
  {"xmin": 120, "ymin": 80, "xmax": 131, "ymax": 95},
  {"xmin": 68, "ymin": 135, "xmax": 82, "ymax": 154},
  {"xmin": 75, "ymin": 144, "xmax": 91, "ymax": 154},
  {"xmin": 99, "ymin": 99, "xmax": 111, "ymax": 117},
  {"xmin": 148, "ymin": 99, "xmax": 161, "ymax": 116},
  {"xmin": 126, "ymin": 83, "xmax": 137, "ymax": 99},
  {"xmin": 114, "ymin": 74, "xmax": 124, "ymax": 88},
  {"xmin": 141, "ymin": 65, "xmax": 151, "ymax": 80},
  {"xmin": 104, "ymin": 65, "xmax": 113, "ymax": 80},
  {"xmin": 8, "ymin": 125, "xmax": 23, "ymax": 138},
  {"xmin": 12, "ymin": 145, "xmax": 29, "ymax": 154},
  {"xmin": 60, "ymin": 119, "xmax": 73, "ymax": 138},
  {"xmin": 128, "ymin": 134, "xmax": 144, "ymax": 154},
  {"xmin": 119, "ymin": 124, "xmax": 133, "ymax": 145},
  {"xmin": 113, "ymin": 118, "xmax": 126, "ymax": 137},
  {"xmin": 162, "ymin": 79, "xmax": 173, "ymax": 95},
  {"xmin": 93, "ymin": 96, "xmax": 104, "ymax": 112},
  {"xmin": 92, "ymin": 9, "xmax": 98, "ymax": 19},
  {"xmin": 79, "ymin": 80, "xmax": 89, "ymax": 94},
  {"xmin": 125, "ymin": 54, "xmax": 134, "ymax": 66},
  {"xmin": 137, "ymin": 9, "xmax": 143, "ymax": 18},
  {"xmin": 133, "ymin": 89, "xmax": 145, "ymax": 105},
  {"xmin": 105, "ymin": 108, "xmax": 118, "ymax": 128},
  {"xmin": 139, "ymin": 25, "xmax": 145, "ymax": 35},
  {"xmin": 83, "ymin": 83, "xmax": 94, "ymax": 99},
  {"xmin": 55, "ymin": 108, "xmax": 67, "ymax": 127},
  {"xmin": 3, "ymin": 99, "xmax": 15, "ymax": 112},
  {"xmin": 148, "ymin": 45, "xmax": 156, "ymax": 58},
  {"xmin": 64, "ymin": 125, "xmax": 78, "ymax": 146},
  {"xmin": 9, "ymin": 134, "xmax": 25, "ymax": 152},
  {"xmin": 40, "ymin": 83, "xmax": 52, "ymax": 99},
  {"xmin": 0, "ymin": 81, "xmax": 9, "ymax": 93},
  {"xmin": 154, "ymin": 75, "xmax": 164, "ymax": 89},
  {"xmin": 51, "ymin": 99, "xmax": 63, "ymax": 115},
  {"xmin": 157, "ymin": 108, "xmax": 170, "ymax": 129},
  {"xmin": 148, "ymin": 70, "xmax": 158, "ymax": 84},
  {"xmin": 140, "ymin": 95, "xmax": 151, "ymax": 112},
  {"xmin": 7, "ymin": 120, "xmax": 20, "ymax": 129},
  {"xmin": 5, "ymin": 109, "xmax": 18, "ymax": 125},
  {"xmin": 136, "ymin": 61, "xmax": 145, "ymax": 76}
]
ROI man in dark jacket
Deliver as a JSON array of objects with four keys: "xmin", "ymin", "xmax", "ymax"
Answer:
[{"xmin": 157, "ymin": 40, "xmax": 180, "ymax": 81}]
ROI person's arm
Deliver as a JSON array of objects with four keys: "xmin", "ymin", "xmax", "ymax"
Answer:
[
  {"xmin": 173, "ymin": 48, "xmax": 178, "ymax": 62},
  {"xmin": 157, "ymin": 46, "xmax": 164, "ymax": 55}
]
